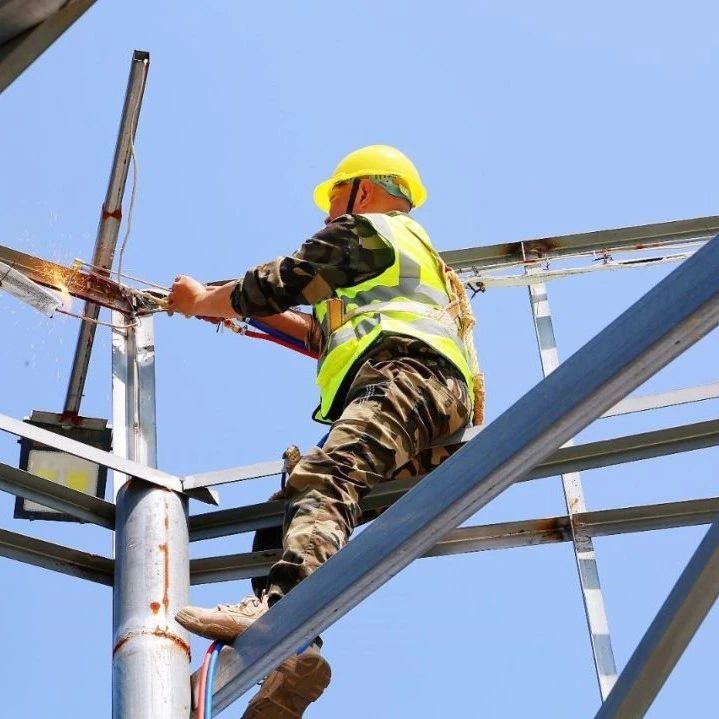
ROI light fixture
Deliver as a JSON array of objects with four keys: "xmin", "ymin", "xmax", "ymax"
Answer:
[{"xmin": 15, "ymin": 411, "xmax": 112, "ymax": 521}]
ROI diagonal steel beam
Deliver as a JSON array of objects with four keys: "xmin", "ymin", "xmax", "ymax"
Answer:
[
  {"xmin": 0, "ymin": 0, "xmax": 97, "ymax": 94},
  {"xmin": 0, "ymin": 461, "xmax": 115, "ymax": 527},
  {"xmin": 204, "ymin": 231, "xmax": 719, "ymax": 716},
  {"xmin": 0, "ymin": 527, "xmax": 113, "ymax": 584},
  {"xmin": 595, "ymin": 520, "xmax": 719, "ymax": 718}
]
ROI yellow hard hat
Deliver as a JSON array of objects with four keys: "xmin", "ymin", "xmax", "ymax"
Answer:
[{"xmin": 313, "ymin": 144, "xmax": 427, "ymax": 212}]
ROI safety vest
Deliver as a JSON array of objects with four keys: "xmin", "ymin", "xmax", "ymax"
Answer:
[{"xmin": 313, "ymin": 212, "xmax": 475, "ymax": 423}]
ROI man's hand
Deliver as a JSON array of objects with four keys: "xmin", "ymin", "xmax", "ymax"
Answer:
[{"xmin": 167, "ymin": 275, "xmax": 208, "ymax": 317}]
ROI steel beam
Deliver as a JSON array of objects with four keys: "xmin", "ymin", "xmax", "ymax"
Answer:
[
  {"xmin": 189, "ymin": 497, "xmax": 719, "ymax": 584},
  {"xmin": 0, "ymin": 0, "xmax": 96, "ymax": 94},
  {"xmin": 112, "ymin": 314, "xmax": 191, "ymax": 718},
  {"xmin": 202, "ymin": 232, "xmax": 719, "ymax": 715},
  {"xmin": 440, "ymin": 215, "xmax": 719, "ymax": 271},
  {"xmin": 0, "ymin": 526, "xmax": 112, "ymax": 584},
  {"xmin": 0, "ymin": 461, "xmax": 114, "ymax": 527},
  {"xmin": 526, "ymin": 265, "xmax": 617, "ymax": 697},
  {"xmin": 0, "ymin": 244, "xmax": 133, "ymax": 312},
  {"xmin": 65, "ymin": 50, "xmax": 150, "ymax": 414},
  {"xmin": 187, "ymin": 419, "xmax": 719, "ymax": 540},
  {"xmin": 595, "ymin": 520, "xmax": 719, "ymax": 719},
  {"xmin": 184, "ymin": 417, "xmax": 719, "ymax": 492},
  {"xmin": 602, "ymin": 382, "xmax": 719, "ymax": 418},
  {"xmin": 0, "ymin": 409, "xmax": 183, "ymax": 492}
]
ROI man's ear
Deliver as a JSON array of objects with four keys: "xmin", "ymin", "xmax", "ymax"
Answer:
[{"xmin": 356, "ymin": 178, "xmax": 374, "ymax": 209}]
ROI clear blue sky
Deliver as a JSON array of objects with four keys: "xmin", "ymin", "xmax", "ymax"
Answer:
[{"xmin": 1, "ymin": 2, "xmax": 718, "ymax": 716}]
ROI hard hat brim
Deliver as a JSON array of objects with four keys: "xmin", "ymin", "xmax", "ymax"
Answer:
[{"xmin": 313, "ymin": 173, "xmax": 427, "ymax": 214}]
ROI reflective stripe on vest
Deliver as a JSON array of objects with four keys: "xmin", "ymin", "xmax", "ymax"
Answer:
[{"xmin": 313, "ymin": 212, "xmax": 474, "ymax": 423}]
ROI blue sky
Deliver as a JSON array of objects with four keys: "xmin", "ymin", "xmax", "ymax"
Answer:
[{"xmin": 1, "ymin": 2, "xmax": 718, "ymax": 716}]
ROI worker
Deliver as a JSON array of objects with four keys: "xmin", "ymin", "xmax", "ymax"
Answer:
[{"xmin": 168, "ymin": 145, "xmax": 482, "ymax": 718}]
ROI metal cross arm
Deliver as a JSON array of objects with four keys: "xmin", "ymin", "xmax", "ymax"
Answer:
[
  {"xmin": 201, "ymin": 233, "xmax": 719, "ymax": 715},
  {"xmin": 0, "ymin": 461, "xmax": 115, "ymax": 527},
  {"xmin": 0, "ymin": 413, "xmax": 218, "ymax": 504}
]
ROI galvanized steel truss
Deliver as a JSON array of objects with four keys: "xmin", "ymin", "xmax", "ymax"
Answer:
[{"xmin": 0, "ymin": 218, "xmax": 717, "ymax": 718}]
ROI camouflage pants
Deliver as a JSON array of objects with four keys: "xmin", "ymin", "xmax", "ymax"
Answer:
[{"xmin": 264, "ymin": 351, "xmax": 471, "ymax": 604}]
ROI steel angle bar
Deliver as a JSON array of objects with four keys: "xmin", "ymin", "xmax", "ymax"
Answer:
[
  {"xmin": 440, "ymin": 215, "xmax": 719, "ymax": 271},
  {"xmin": 0, "ymin": 410, "xmax": 183, "ymax": 492},
  {"xmin": 0, "ymin": 527, "xmax": 113, "ymax": 584},
  {"xmin": 527, "ymin": 267, "xmax": 617, "ymax": 697},
  {"xmin": 0, "ymin": 0, "xmax": 97, "ymax": 94},
  {"xmin": 184, "ymin": 415, "xmax": 719, "ymax": 493},
  {"xmin": 65, "ymin": 50, "xmax": 150, "ymax": 415},
  {"xmin": 189, "ymin": 421, "xmax": 719, "ymax": 542},
  {"xmin": 0, "ymin": 461, "xmax": 115, "ymax": 527},
  {"xmin": 531, "ymin": 418, "xmax": 719, "ymax": 479},
  {"xmin": 602, "ymin": 382, "xmax": 719, "ymax": 418},
  {"xmin": 183, "ymin": 460, "xmax": 284, "ymax": 491},
  {"xmin": 595, "ymin": 520, "xmax": 719, "ymax": 719},
  {"xmin": 0, "ymin": 244, "xmax": 133, "ymax": 312},
  {"xmin": 190, "ymin": 497, "xmax": 719, "ymax": 586},
  {"xmin": 203, "ymin": 235, "xmax": 719, "ymax": 715}
]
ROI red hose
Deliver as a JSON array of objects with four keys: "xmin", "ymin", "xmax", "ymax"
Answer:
[
  {"xmin": 196, "ymin": 644, "xmax": 213, "ymax": 719},
  {"xmin": 243, "ymin": 329, "xmax": 319, "ymax": 359}
]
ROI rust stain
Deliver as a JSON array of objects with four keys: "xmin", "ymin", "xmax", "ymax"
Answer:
[
  {"xmin": 159, "ymin": 542, "xmax": 170, "ymax": 611},
  {"xmin": 113, "ymin": 629, "xmax": 191, "ymax": 659},
  {"xmin": 150, "ymin": 602, "xmax": 161, "ymax": 614}
]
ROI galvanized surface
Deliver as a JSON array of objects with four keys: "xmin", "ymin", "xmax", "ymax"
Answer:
[
  {"xmin": 207, "ymin": 233, "xmax": 719, "ymax": 714},
  {"xmin": 602, "ymin": 381, "xmax": 719, "ymax": 418},
  {"xmin": 112, "ymin": 315, "xmax": 191, "ymax": 719},
  {"xmin": 65, "ymin": 50, "xmax": 150, "ymax": 415},
  {"xmin": 190, "ymin": 497, "xmax": 719, "ymax": 584},
  {"xmin": 595, "ymin": 520, "xmax": 719, "ymax": 719},
  {"xmin": 527, "ymin": 267, "xmax": 617, "ymax": 697},
  {"xmin": 0, "ymin": 409, "xmax": 184, "ymax": 492},
  {"xmin": 0, "ymin": 526, "xmax": 113, "ymax": 584},
  {"xmin": 0, "ymin": 461, "xmax": 115, "ymax": 527},
  {"xmin": 440, "ymin": 215, "xmax": 719, "ymax": 270},
  {"xmin": 188, "ymin": 419, "xmax": 719, "ymax": 541}
]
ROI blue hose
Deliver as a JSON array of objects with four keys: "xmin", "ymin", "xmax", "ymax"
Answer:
[
  {"xmin": 248, "ymin": 318, "xmax": 306, "ymax": 350},
  {"xmin": 205, "ymin": 642, "xmax": 223, "ymax": 719}
]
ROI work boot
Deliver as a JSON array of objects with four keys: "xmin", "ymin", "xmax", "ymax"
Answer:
[
  {"xmin": 242, "ymin": 643, "xmax": 331, "ymax": 719},
  {"xmin": 175, "ymin": 594, "xmax": 268, "ymax": 642}
]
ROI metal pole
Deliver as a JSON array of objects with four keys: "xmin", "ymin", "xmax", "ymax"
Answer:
[
  {"xmin": 525, "ymin": 263, "xmax": 618, "ymax": 698},
  {"xmin": 64, "ymin": 50, "xmax": 149, "ymax": 415},
  {"xmin": 111, "ymin": 314, "xmax": 190, "ymax": 718},
  {"xmin": 206, "ymin": 232, "xmax": 719, "ymax": 714}
]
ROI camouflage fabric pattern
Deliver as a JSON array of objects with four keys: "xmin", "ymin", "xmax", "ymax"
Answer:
[
  {"xmin": 264, "ymin": 347, "xmax": 471, "ymax": 603},
  {"xmin": 230, "ymin": 213, "xmax": 395, "ymax": 318}
]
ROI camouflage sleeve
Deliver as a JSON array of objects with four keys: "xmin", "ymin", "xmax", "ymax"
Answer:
[{"xmin": 230, "ymin": 214, "xmax": 395, "ymax": 317}]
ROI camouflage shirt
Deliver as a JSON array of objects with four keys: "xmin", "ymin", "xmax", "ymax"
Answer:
[
  {"xmin": 230, "ymin": 213, "xmax": 395, "ymax": 318},
  {"xmin": 231, "ymin": 212, "xmax": 466, "ymax": 418}
]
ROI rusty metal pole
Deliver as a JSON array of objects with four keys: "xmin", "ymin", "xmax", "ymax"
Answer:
[
  {"xmin": 111, "ymin": 314, "xmax": 190, "ymax": 717},
  {"xmin": 64, "ymin": 50, "xmax": 149, "ymax": 415}
]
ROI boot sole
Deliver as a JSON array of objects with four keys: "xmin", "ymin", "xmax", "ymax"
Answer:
[{"xmin": 242, "ymin": 653, "xmax": 331, "ymax": 719}]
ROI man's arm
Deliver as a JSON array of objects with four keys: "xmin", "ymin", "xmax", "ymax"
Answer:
[{"xmin": 168, "ymin": 214, "xmax": 393, "ymax": 335}]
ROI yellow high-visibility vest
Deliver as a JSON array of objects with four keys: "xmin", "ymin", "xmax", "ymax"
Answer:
[{"xmin": 313, "ymin": 212, "xmax": 474, "ymax": 423}]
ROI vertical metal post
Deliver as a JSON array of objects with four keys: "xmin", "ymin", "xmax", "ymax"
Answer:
[
  {"xmin": 111, "ymin": 314, "xmax": 190, "ymax": 718},
  {"xmin": 525, "ymin": 262, "xmax": 618, "ymax": 698},
  {"xmin": 64, "ymin": 50, "xmax": 149, "ymax": 415}
]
